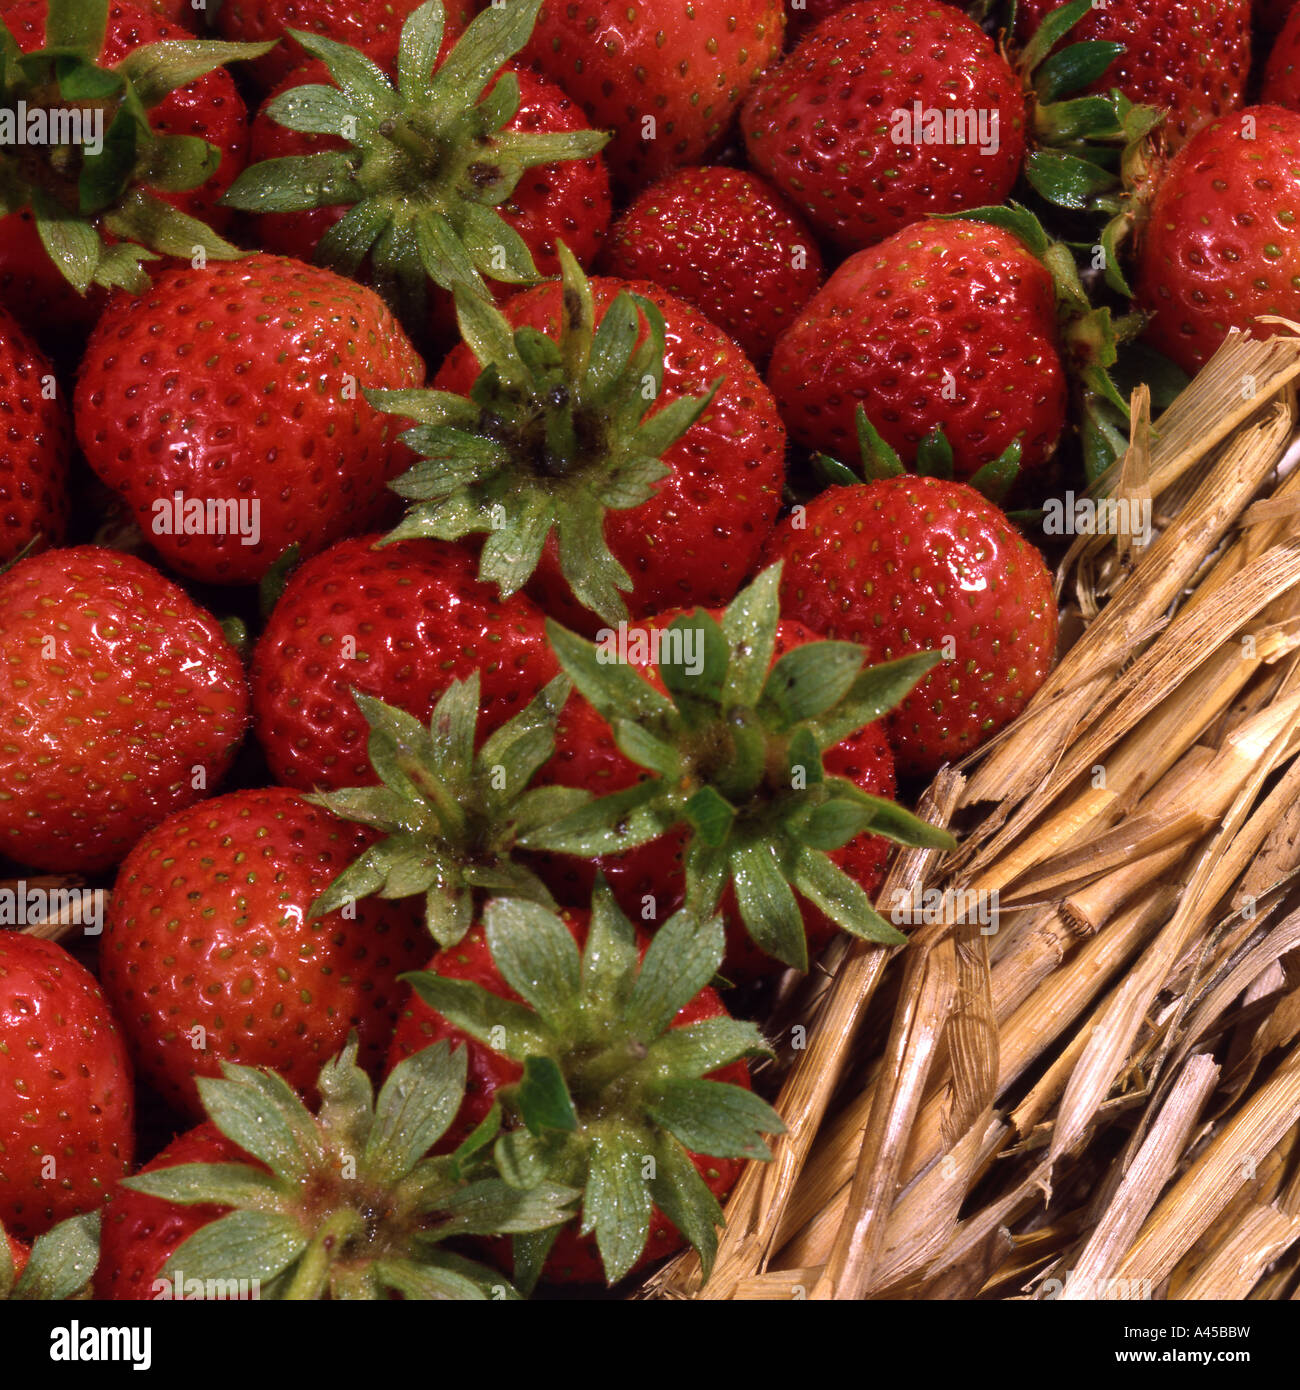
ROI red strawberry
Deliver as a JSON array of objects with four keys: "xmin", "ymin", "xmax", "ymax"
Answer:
[
  {"xmin": 522, "ymin": 0, "xmax": 785, "ymax": 190},
  {"xmin": 389, "ymin": 898, "xmax": 781, "ymax": 1284},
  {"xmin": 1017, "ymin": 0, "xmax": 1250, "ymax": 151},
  {"xmin": 766, "ymin": 475, "xmax": 1057, "ymax": 776},
  {"xmin": 251, "ymin": 534, "xmax": 560, "ymax": 792},
  {"xmin": 1134, "ymin": 107, "xmax": 1300, "ymax": 375},
  {"xmin": 0, "ymin": 933, "xmax": 135, "ymax": 1241},
  {"xmin": 0, "ymin": 0, "xmax": 261, "ymax": 347},
  {"xmin": 0, "ymin": 547, "xmax": 248, "ymax": 873},
  {"xmin": 100, "ymin": 787, "xmax": 429, "ymax": 1118},
  {"xmin": 405, "ymin": 255, "xmax": 785, "ymax": 635},
  {"xmin": 74, "ymin": 253, "xmax": 425, "ymax": 585},
  {"xmin": 741, "ymin": 0, "xmax": 1026, "ymax": 253},
  {"xmin": 227, "ymin": 2, "xmax": 611, "ymax": 339},
  {"xmin": 601, "ymin": 166, "xmax": 825, "ymax": 364},
  {"xmin": 767, "ymin": 218, "xmax": 1066, "ymax": 480},
  {"xmin": 0, "ymin": 305, "xmax": 70, "ymax": 563},
  {"xmin": 4, "ymin": 1231, "xmax": 29, "ymax": 1285},
  {"xmin": 1263, "ymin": 6, "xmax": 1300, "ymax": 109}
]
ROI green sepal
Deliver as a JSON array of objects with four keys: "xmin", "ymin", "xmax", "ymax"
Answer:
[{"xmin": 3, "ymin": 1213, "xmax": 100, "ymax": 1301}]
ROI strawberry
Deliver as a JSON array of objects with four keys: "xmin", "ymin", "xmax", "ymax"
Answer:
[
  {"xmin": 765, "ymin": 475, "xmax": 1057, "ymax": 776},
  {"xmin": 1134, "ymin": 107, "xmax": 1300, "ymax": 375},
  {"xmin": 98, "ymin": 1044, "xmax": 576, "ymax": 1298},
  {"xmin": 0, "ymin": 933, "xmax": 134, "ymax": 1241},
  {"xmin": 1, "ymin": 1211, "xmax": 100, "ymax": 1299},
  {"xmin": 74, "ymin": 253, "xmax": 425, "ymax": 585},
  {"xmin": 741, "ymin": 0, "xmax": 1026, "ymax": 253},
  {"xmin": 600, "ymin": 166, "xmax": 825, "ymax": 364},
  {"xmin": 378, "ymin": 250, "xmax": 786, "ymax": 634},
  {"xmin": 1017, "ymin": 0, "xmax": 1250, "ymax": 151},
  {"xmin": 0, "ymin": 547, "xmax": 248, "ymax": 873},
  {"xmin": 1263, "ymin": 5, "xmax": 1300, "ymax": 109},
  {"xmin": 767, "ymin": 217, "xmax": 1067, "ymax": 480},
  {"xmin": 251, "ymin": 534, "xmax": 560, "ymax": 792},
  {"xmin": 389, "ymin": 894, "xmax": 783, "ymax": 1285},
  {"xmin": 224, "ymin": 0, "xmax": 611, "ymax": 338},
  {"xmin": 521, "ymin": 0, "xmax": 785, "ymax": 190},
  {"xmin": 99, "ymin": 787, "xmax": 429, "ymax": 1117},
  {"xmin": 0, "ymin": 0, "xmax": 270, "ymax": 347},
  {"xmin": 0, "ymin": 304, "xmax": 70, "ymax": 563}
]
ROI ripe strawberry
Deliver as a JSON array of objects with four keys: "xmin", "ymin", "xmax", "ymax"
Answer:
[
  {"xmin": 1134, "ymin": 107, "xmax": 1300, "ymax": 375},
  {"xmin": 251, "ymin": 534, "xmax": 560, "ymax": 792},
  {"xmin": 74, "ymin": 253, "xmax": 425, "ymax": 585},
  {"xmin": 3, "ymin": 1232, "xmax": 27, "ymax": 1284},
  {"xmin": 226, "ymin": 1, "xmax": 611, "ymax": 337},
  {"xmin": 600, "ymin": 166, "xmax": 825, "ymax": 364},
  {"xmin": 389, "ymin": 896, "xmax": 782, "ymax": 1284},
  {"xmin": 0, "ymin": 304, "xmax": 70, "ymax": 563},
  {"xmin": 100, "ymin": 787, "xmax": 429, "ymax": 1118},
  {"xmin": 767, "ymin": 218, "xmax": 1066, "ymax": 480},
  {"xmin": 1264, "ymin": 6, "xmax": 1300, "ymax": 109},
  {"xmin": 766, "ymin": 475, "xmax": 1058, "ymax": 776},
  {"xmin": 0, "ymin": 547, "xmax": 248, "ymax": 873},
  {"xmin": 1017, "ymin": 0, "xmax": 1250, "ymax": 150},
  {"xmin": 383, "ymin": 251, "xmax": 785, "ymax": 634},
  {"xmin": 0, "ymin": 0, "xmax": 267, "ymax": 346},
  {"xmin": 521, "ymin": 0, "xmax": 784, "ymax": 190},
  {"xmin": 741, "ymin": 0, "xmax": 1026, "ymax": 253},
  {"xmin": 98, "ymin": 1044, "xmax": 575, "ymax": 1298},
  {"xmin": 0, "ymin": 934, "xmax": 134, "ymax": 1241}
]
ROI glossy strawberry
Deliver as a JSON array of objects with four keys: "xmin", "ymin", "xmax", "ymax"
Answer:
[
  {"xmin": 389, "ymin": 897, "xmax": 781, "ymax": 1284},
  {"xmin": 601, "ymin": 166, "xmax": 825, "ymax": 364},
  {"xmin": 767, "ymin": 475, "xmax": 1058, "ymax": 775},
  {"xmin": 251, "ymin": 535, "xmax": 560, "ymax": 792},
  {"xmin": 1018, "ymin": 0, "xmax": 1250, "ymax": 150},
  {"xmin": 522, "ymin": 0, "xmax": 784, "ymax": 190},
  {"xmin": 99, "ymin": 787, "xmax": 429, "ymax": 1117},
  {"xmin": 768, "ymin": 218, "xmax": 1066, "ymax": 480},
  {"xmin": 0, "ymin": 934, "xmax": 134, "ymax": 1241},
  {"xmin": 75, "ymin": 254, "xmax": 425, "ymax": 584},
  {"xmin": 0, "ymin": 547, "xmax": 248, "ymax": 873},
  {"xmin": 1135, "ymin": 107, "xmax": 1300, "ymax": 375},
  {"xmin": 0, "ymin": 305, "xmax": 70, "ymax": 563},
  {"xmin": 742, "ymin": 1, "xmax": 1025, "ymax": 252}
]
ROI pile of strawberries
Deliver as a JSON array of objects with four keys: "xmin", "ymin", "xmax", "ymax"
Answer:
[{"xmin": 0, "ymin": 0, "xmax": 1294, "ymax": 1301}]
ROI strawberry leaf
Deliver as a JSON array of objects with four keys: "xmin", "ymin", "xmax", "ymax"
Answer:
[
  {"xmin": 8, "ymin": 1213, "xmax": 100, "ymax": 1301},
  {"xmin": 365, "ymin": 1042, "xmax": 468, "ymax": 1183}
]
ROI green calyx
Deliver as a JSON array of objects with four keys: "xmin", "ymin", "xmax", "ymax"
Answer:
[
  {"xmin": 370, "ymin": 244, "xmax": 721, "ymax": 624},
  {"xmin": 520, "ymin": 565, "xmax": 957, "ymax": 971},
  {"xmin": 405, "ymin": 889, "xmax": 783, "ymax": 1286},
  {"xmin": 122, "ymin": 1040, "xmax": 577, "ymax": 1300},
  {"xmin": 307, "ymin": 671, "xmax": 586, "ymax": 948},
  {"xmin": 0, "ymin": 1213, "xmax": 99, "ymax": 1300},
  {"xmin": 0, "ymin": 0, "xmax": 273, "ymax": 294},
  {"xmin": 221, "ymin": 0, "xmax": 608, "ymax": 327}
]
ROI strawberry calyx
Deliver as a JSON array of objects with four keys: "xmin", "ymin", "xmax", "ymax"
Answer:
[
  {"xmin": 520, "ymin": 565, "xmax": 956, "ymax": 970},
  {"xmin": 121, "ymin": 1040, "xmax": 577, "ymax": 1300},
  {"xmin": 0, "ymin": 1213, "xmax": 99, "ymax": 1300},
  {"xmin": 306, "ymin": 671, "xmax": 586, "ymax": 948},
  {"xmin": 221, "ymin": 0, "xmax": 608, "ymax": 327},
  {"xmin": 0, "ymin": 0, "xmax": 273, "ymax": 294},
  {"xmin": 369, "ymin": 244, "xmax": 721, "ymax": 624},
  {"xmin": 404, "ymin": 889, "xmax": 783, "ymax": 1286}
]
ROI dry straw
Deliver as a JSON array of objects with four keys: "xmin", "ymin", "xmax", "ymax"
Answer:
[{"xmin": 644, "ymin": 324, "xmax": 1300, "ymax": 1301}]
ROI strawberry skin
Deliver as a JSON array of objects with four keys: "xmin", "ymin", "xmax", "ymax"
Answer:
[
  {"xmin": 0, "ymin": 934, "xmax": 135, "ymax": 1242},
  {"xmin": 601, "ymin": 165, "xmax": 825, "ymax": 364},
  {"xmin": 0, "ymin": 547, "xmax": 249, "ymax": 873},
  {"xmin": 1018, "ymin": 0, "xmax": 1249, "ymax": 150},
  {"xmin": 5, "ymin": 1233, "xmax": 29, "ymax": 1284},
  {"xmin": 100, "ymin": 788, "xmax": 429, "ymax": 1118},
  {"xmin": 251, "ymin": 535, "xmax": 560, "ymax": 792},
  {"xmin": 74, "ymin": 254, "xmax": 425, "ymax": 584},
  {"xmin": 387, "ymin": 914, "xmax": 749, "ymax": 1284},
  {"xmin": 766, "ymin": 476, "xmax": 1057, "ymax": 776},
  {"xmin": 1135, "ymin": 107, "xmax": 1300, "ymax": 375},
  {"xmin": 767, "ymin": 218, "xmax": 1065, "ymax": 479},
  {"xmin": 522, "ymin": 0, "xmax": 784, "ymax": 190},
  {"xmin": 432, "ymin": 276, "xmax": 786, "ymax": 634},
  {"xmin": 742, "ymin": 0, "xmax": 1026, "ymax": 252},
  {"xmin": 1263, "ymin": 6, "xmax": 1300, "ymax": 109},
  {"xmin": 0, "ymin": 304, "xmax": 70, "ymax": 563}
]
